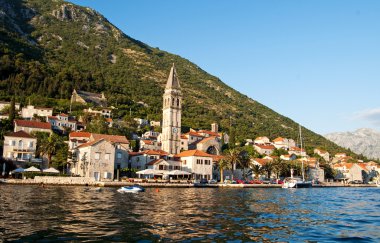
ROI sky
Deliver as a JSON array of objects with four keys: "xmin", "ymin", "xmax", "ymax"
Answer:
[{"xmin": 70, "ymin": 0, "xmax": 380, "ymax": 135}]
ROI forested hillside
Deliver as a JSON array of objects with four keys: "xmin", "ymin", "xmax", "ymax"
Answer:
[{"xmin": 0, "ymin": 0, "xmax": 362, "ymax": 158}]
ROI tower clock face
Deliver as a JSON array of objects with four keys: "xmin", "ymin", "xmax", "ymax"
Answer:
[{"xmin": 172, "ymin": 127, "xmax": 178, "ymax": 133}]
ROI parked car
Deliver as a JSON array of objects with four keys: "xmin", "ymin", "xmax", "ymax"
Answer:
[
  {"xmin": 349, "ymin": 180, "xmax": 362, "ymax": 184},
  {"xmin": 235, "ymin": 179, "xmax": 245, "ymax": 184},
  {"xmin": 249, "ymin": 179, "xmax": 263, "ymax": 184},
  {"xmin": 209, "ymin": 179, "xmax": 218, "ymax": 184}
]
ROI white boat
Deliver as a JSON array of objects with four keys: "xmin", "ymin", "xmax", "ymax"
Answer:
[
  {"xmin": 283, "ymin": 125, "xmax": 312, "ymax": 189},
  {"xmin": 282, "ymin": 177, "xmax": 312, "ymax": 188},
  {"xmin": 117, "ymin": 185, "xmax": 145, "ymax": 193}
]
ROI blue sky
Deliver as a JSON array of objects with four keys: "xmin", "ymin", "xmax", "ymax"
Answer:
[{"xmin": 70, "ymin": 0, "xmax": 380, "ymax": 135}]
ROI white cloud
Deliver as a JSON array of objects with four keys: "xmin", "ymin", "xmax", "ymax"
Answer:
[{"xmin": 354, "ymin": 108, "xmax": 380, "ymax": 126}]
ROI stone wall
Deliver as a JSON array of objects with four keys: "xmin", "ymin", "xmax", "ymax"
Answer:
[{"xmin": 34, "ymin": 176, "xmax": 100, "ymax": 185}]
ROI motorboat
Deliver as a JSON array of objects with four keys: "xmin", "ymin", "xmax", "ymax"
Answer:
[
  {"xmin": 282, "ymin": 177, "xmax": 312, "ymax": 188},
  {"xmin": 117, "ymin": 185, "xmax": 145, "ymax": 193}
]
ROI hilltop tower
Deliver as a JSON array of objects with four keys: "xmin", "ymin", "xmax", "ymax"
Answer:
[{"xmin": 161, "ymin": 64, "xmax": 182, "ymax": 154}]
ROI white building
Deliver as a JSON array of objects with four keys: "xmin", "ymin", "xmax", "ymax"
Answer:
[
  {"xmin": 21, "ymin": 105, "xmax": 53, "ymax": 120},
  {"xmin": 2, "ymin": 131, "xmax": 38, "ymax": 162},
  {"xmin": 48, "ymin": 113, "xmax": 78, "ymax": 132},
  {"xmin": 14, "ymin": 119, "xmax": 52, "ymax": 134},
  {"xmin": 175, "ymin": 150, "xmax": 214, "ymax": 180}
]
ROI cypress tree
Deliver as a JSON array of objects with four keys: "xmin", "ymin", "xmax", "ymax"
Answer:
[{"xmin": 8, "ymin": 96, "xmax": 15, "ymax": 121}]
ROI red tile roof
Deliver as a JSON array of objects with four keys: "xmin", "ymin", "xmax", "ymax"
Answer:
[
  {"xmin": 5, "ymin": 130, "xmax": 34, "ymax": 139},
  {"xmin": 147, "ymin": 159, "xmax": 165, "ymax": 166},
  {"xmin": 273, "ymin": 137, "xmax": 285, "ymax": 143},
  {"xmin": 175, "ymin": 150, "xmax": 214, "ymax": 157},
  {"xmin": 198, "ymin": 130, "xmax": 220, "ymax": 137},
  {"xmin": 92, "ymin": 133, "xmax": 129, "ymax": 144},
  {"xmin": 141, "ymin": 140, "xmax": 154, "ymax": 145},
  {"xmin": 197, "ymin": 136, "xmax": 218, "ymax": 144},
  {"xmin": 69, "ymin": 131, "xmax": 91, "ymax": 138},
  {"xmin": 76, "ymin": 139, "xmax": 104, "ymax": 149},
  {"xmin": 255, "ymin": 144, "xmax": 275, "ymax": 150},
  {"xmin": 187, "ymin": 131, "xmax": 204, "ymax": 137},
  {"xmin": 14, "ymin": 119, "xmax": 51, "ymax": 130},
  {"xmin": 129, "ymin": 152, "xmax": 144, "ymax": 156},
  {"xmin": 144, "ymin": 150, "xmax": 168, "ymax": 156}
]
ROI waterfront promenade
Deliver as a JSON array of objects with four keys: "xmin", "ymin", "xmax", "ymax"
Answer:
[{"xmin": 2, "ymin": 177, "xmax": 377, "ymax": 188}]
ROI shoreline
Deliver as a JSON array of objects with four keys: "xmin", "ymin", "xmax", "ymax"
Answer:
[{"xmin": 1, "ymin": 179, "xmax": 377, "ymax": 188}]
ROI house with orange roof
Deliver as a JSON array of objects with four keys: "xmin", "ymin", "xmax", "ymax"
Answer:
[
  {"xmin": 314, "ymin": 148, "xmax": 330, "ymax": 162},
  {"xmin": 272, "ymin": 137, "xmax": 296, "ymax": 150},
  {"xmin": 280, "ymin": 154, "xmax": 297, "ymax": 161},
  {"xmin": 175, "ymin": 150, "xmax": 214, "ymax": 180},
  {"xmin": 2, "ymin": 131, "xmax": 40, "ymax": 163},
  {"xmin": 68, "ymin": 131, "xmax": 91, "ymax": 150},
  {"xmin": 70, "ymin": 138, "xmax": 115, "ymax": 181},
  {"xmin": 254, "ymin": 144, "xmax": 275, "ymax": 155},
  {"xmin": 129, "ymin": 150, "xmax": 169, "ymax": 170},
  {"xmin": 254, "ymin": 136, "xmax": 270, "ymax": 145},
  {"xmin": 289, "ymin": 146, "xmax": 306, "ymax": 157},
  {"xmin": 14, "ymin": 119, "xmax": 52, "ymax": 134},
  {"xmin": 333, "ymin": 162, "xmax": 368, "ymax": 183},
  {"xmin": 140, "ymin": 139, "xmax": 162, "ymax": 151}
]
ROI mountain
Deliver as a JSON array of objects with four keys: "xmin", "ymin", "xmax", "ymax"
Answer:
[
  {"xmin": 0, "ymin": 0, "xmax": 362, "ymax": 158},
  {"xmin": 325, "ymin": 128, "xmax": 380, "ymax": 160}
]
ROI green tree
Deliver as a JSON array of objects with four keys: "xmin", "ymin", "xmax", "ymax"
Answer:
[
  {"xmin": 218, "ymin": 157, "xmax": 232, "ymax": 182},
  {"xmin": 223, "ymin": 148, "xmax": 242, "ymax": 180},
  {"xmin": 251, "ymin": 164, "xmax": 263, "ymax": 179},
  {"xmin": 8, "ymin": 96, "xmax": 15, "ymax": 121},
  {"xmin": 40, "ymin": 133, "xmax": 62, "ymax": 168}
]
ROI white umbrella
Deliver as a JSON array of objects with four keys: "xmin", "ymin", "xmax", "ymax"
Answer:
[
  {"xmin": 12, "ymin": 167, "xmax": 25, "ymax": 173},
  {"xmin": 136, "ymin": 169, "xmax": 164, "ymax": 175},
  {"xmin": 24, "ymin": 166, "xmax": 41, "ymax": 172},
  {"xmin": 164, "ymin": 170, "xmax": 191, "ymax": 175},
  {"xmin": 43, "ymin": 167, "xmax": 60, "ymax": 173}
]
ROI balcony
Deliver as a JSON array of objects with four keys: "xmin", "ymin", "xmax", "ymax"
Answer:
[{"xmin": 13, "ymin": 147, "xmax": 35, "ymax": 153}]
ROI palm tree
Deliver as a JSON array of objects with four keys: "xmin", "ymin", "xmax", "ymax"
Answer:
[
  {"xmin": 40, "ymin": 133, "xmax": 61, "ymax": 168},
  {"xmin": 251, "ymin": 164, "xmax": 263, "ymax": 179},
  {"xmin": 223, "ymin": 148, "xmax": 242, "ymax": 180},
  {"xmin": 262, "ymin": 160, "xmax": 274, "ymax": 179},
  {"xmin": 218, "ymin": 158, "xmax": 232, "ymax": 182}
]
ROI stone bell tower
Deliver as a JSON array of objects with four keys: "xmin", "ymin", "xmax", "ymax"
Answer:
[{"xmin": 161, "ymin": 64, "xmax": 182, "ymax": 154}]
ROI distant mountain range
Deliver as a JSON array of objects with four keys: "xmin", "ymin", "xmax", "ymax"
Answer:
[{"xmin": 325, "ymin": 128, "xmax": 380, "ymax": 160}]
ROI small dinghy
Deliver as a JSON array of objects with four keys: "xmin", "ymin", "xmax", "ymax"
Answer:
[{"xmin": 117, "ymin": 184, "xmax": 145, "ymax": 193}]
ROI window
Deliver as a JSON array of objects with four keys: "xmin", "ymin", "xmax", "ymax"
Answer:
[
  {"xmin": 177, "ymin": 99, "xmax": 180, "ymax": 106},
  {"xmin": 159, "ymin": 165, "xmax": 164, "ymax": 170},
  {"xmin": 174, "ymin": 166, "xmax": 180, "ymax": 170},
  {"xmin": 150, "ymin": 156, "xmax": 155, "ymax": 159},
  {"xmin": 95, "ymin": 152, "xmax": 100, "ymax": 160},
  {"xmin": 105, "ymin": 153, "xmax": 110, "ymax": 160},
  {"xmin": 28, "ymin": 141, "xmax": 34, "ymax": 148},
  {"xmin": 169, "ymin": 165, "xmax": 173, "ymax": 170},
  {"xmin": 183, "ymin": 160, "xmax": 186, "ymax": 165},
  {"xmin": 18, "ymin": 140, "xmax": 23, "ymax": 147},
  {"xmin": 117, "ymin": 152, "xmax": 122, "ymax": 159},
  {"xmin": 103, "ymin": 172, "xmax": 112, "ymax": 179}
]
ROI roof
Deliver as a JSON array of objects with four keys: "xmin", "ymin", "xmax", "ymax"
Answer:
[
  {"xmin": 255, "ymin": 136, "xmax": 269, "ymax": 141},
  {"xmin": 105, "ymin": 118, "xmax": 113, "ymax": 123},
  {"xmin": 165, "ymin": 64, "xmax": 181, "ymax": 89},
  {"xmin": 255, "ymin": 144, "xmax": 275, "ymax": 150},
  {"xmin": 197, "ymin": 136, "xmax": 218, "ymax": 144},
  {"xmin": 198, "ymin": 130, "xmax": 220, "ymax": 137},
  {"xmin": 212, "ymin": 155, "xmax": 224, "ymax": 162},
  {"xmin": 69, "ymin": 131, "xmax": 91, "ymax": 138},
  {"xmin": 59, "ymin": 113, "xmax": 68, "ymax": 117},
  {"xmin": 76, "ymin": 139, "xmax": 105, "ymax": 149},
  {"xmin": 187, "ymin": 131, "xmax": 203, "ymax": 137},
  {"xmin": 147, "ymin": 159, "xmax": 165, "ymax": 166},
  {"xmin": 290, "ymin": 146, "xmax": 305, "ymax": 152},
  {"xmin": 175, "ymin": 150, "xmax": 214, "ymax": 158},
  {"xmin": 141, "ymin": 140, "xmax": 154, "ymax": 145},
  {"xmin": 254, "ymin": 158, "xmax": 271, "ymax": 166},
  {"xmin": 129, "ymin": 152, "xmax": 144, "ymax": 156},
  {"xmin": 5, "ymin": 130, "xmax": 34, "ymax": 139},
  {"xmin": 74, "ymin": 89, "xmax": 107, "ymax": 106},
  {"xmin": 273, "ymin": 137, "xmax": 285, "ymax": 142},
  {"xmin": 144, "ymin": 150, "xmax": 168, "ymax": 156},
  {"xmin": 92, "ymin": 133, "xmax": 129, "ymax": 144},
  {"xmin": 14, "ymin": 119, "xmax": 51, "ymax": 130},
  {"xmin": 35, "ymin": 107, "xmax": 53, "ymax": 110}
]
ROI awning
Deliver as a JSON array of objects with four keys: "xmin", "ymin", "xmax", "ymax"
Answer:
[{"xmin": 24, "ymin": 166, "xmax": 41, "ymax": 172}]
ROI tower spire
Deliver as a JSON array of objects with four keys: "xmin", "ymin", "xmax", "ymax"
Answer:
[{"xmin": 165, "ymin": 63, "xmax": 181, "ymax": 89}]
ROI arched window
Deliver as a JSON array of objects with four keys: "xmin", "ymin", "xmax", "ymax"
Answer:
[
  {"xmin": 177, "ymin": 98, "xmax": 180, "ymax": 106},
  {"xmin": 18, "ymin": 140, "xmax": 23, "ymax": 147},
  {"xmin": 172, "ymin": 98, "xmax": 174, "ymax": 106}
]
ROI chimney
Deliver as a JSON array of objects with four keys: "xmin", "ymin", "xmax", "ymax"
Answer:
[{"xmin": 211, "ymin": 123, "xmax": 218, "ymax": 133}]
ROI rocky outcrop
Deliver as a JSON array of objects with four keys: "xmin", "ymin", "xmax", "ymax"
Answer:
[{"xmin": 325, "ymin": 128, "xmax": 380, "ymax": 159}]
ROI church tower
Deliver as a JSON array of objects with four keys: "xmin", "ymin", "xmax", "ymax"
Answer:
[{"xmin": 162, "ymin": 64, "xmax": 182, "ymax": 154}]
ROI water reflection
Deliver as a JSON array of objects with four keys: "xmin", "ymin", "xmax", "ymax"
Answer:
[{"xmin": 1, "ymin": 185, "xmax": 380, "ymax": 242}]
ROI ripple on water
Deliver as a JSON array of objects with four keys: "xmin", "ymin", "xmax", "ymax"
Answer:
[{"xmin": 1, "ymin": 186, "xmax": 380, "ymax": 242}]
